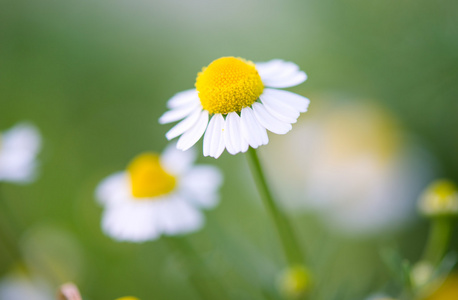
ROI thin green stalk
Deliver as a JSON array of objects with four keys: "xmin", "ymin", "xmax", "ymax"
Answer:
[
  {"xmin": 422, "ymin": 217, "xmax": 452, "ymax": 266},
  {"xmin": 246, "ymin": 148, "xmax": 305, "ymax": 267},
  {"xmin": 164, "ymin": 236, "xmax": 232, "ymax": 300},
  {"xmin": 0, "ymin": 183, "xmax": 23, "ymax": 264}
]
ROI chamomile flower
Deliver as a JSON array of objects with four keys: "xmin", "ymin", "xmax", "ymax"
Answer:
[
  {"xmin": 95, "ymin": 143, "xmax": 222, "ymax": 242},
  {"xmin": 264, "ymin": 100, "xmax": 435, "ymax": 235},
  {"xmin": 0, "ymin": 273, "xmax": 53, "ymax": 300},
  {"xmin": 160, "ymin": 57, "xmax": 309, "ymax": 158},
  {"xmin": 0, "ymin": 123, "xmax": 41, "ymax": 183},
  {"xmin": 418, "ymin": 179, "xmax": 458, "ymax": 217}
]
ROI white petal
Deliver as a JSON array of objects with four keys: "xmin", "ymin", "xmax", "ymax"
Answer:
[
  {"xmin": 0, "ymin": 275, "xmax": 53, "ymax": 300},
  {"xmin": 203, "ymin": 114, "xmax": 225, "ymax": 158},
  {"xmin": 160, "ymin": 142, "xmax": 196, "ymax": 176},
  {"xmin": 165, "ymin": 107, "xmax": 202, "ymax": 140},
  {"xmin": 263, "ymin": 88, "xmax": 310, "ymax": 113},
  {"xmin": 240, "ymin": 107, "xmax": 268, "ymax": 148},
  {"xmin": 101, "ymin": 202, "xmax": 161, "ymax": 242},
  {"xmin": 95, "ymin": 172, "xmax": 131, "ymax": 206},
  {"xmin": 260, "ymin": 92, "xmax": 300, "ymax": 123},
  {"xmin": 176, "ymin": 110, "xmax": 209, "ymax": 151},
  {"xmin": 255, "ymin": 59, "xmax": 284, "ymax": 77},
  {"xmin": 1, "ymin": 123, "xmax": 41, "ymax": 154},
  {"xmin": 180, "ymin": 165, "xmax": 223, "ymax": 209},
  {"xmin": 252, "ymin": 103, "xmax": 292, "ymax": 134},
  {"xmin": 158, "ymin": 198, "xmax": 203, "ymax": 236},
  {"xmin": 0, "ymin": 123, "xmax": 41, "ymax": 183},
  {"xmin": 166, "ymin": 89, "xmax": 199, "ymax": 109},
  {"xmin": 256, "ymin": 60, "xmax": 307, "ymax": 88},
  {"xmin": 224, "ymin": 112, "xmax": 248, "ymax": 155},
  {"xmin": 159, "ymin": 101, "xmax": 200, "ymax": 124},
  {"xmin": 262, "ymin": 71, "xmax": 307, "ymax": 88}
]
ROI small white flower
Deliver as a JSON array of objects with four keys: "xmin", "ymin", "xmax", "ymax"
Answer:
[
  {"xmin": 418, "ymin": 179, "xmax": 458, "ymax": 217},
  {"xmin": 0, "ymin": 273, "xmax": 53, "ymax": 300},
  {"xmin": 0, "ymin": 123, "xmax": 41, "ymax": 183},
  {"xmin": 366, "ymin": 295, "xmax": 397, "ymax": 300},
  {"xmin": 95, "ymin": 143, "xmax": 223, "ymax": 242},
  {"xmin": 264, "ymin": 101, "xmax": 436, "ymax": 235},
  {"xmin": 160, "ymin": 57, "xmax": 309, "ymax": 158}
]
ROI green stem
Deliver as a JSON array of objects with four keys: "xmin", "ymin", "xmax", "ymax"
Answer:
[
  {"xmin": 164, "ymin": 236, "xmax": 232, "ymax": 300},
  {"xmin": 422, "ymin": 217, "xmax": 452, "ymax": 266},
  {"xmin": 246, "ymin": 148, "xmax": 305, "ymax": 267},
  {"xmin": 0, "ymin": 184, "xmax": 23, "ymax": 264}
]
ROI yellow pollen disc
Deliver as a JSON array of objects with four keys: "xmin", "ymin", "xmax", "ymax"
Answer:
[
  {"xmin": 432, "ymin": 180, "xmax": 457, "ymax": 201},
  {"xmin": 195, "ymin": 57, "xmax": 264, "ymax": 114},
  {"xmin": 127, "ymin": 153, "xmax": 176, "ymax": 199}
]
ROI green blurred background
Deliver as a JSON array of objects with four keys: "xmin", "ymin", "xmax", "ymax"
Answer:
[{"xmin": 1, "ymin": 0, "xmax": 458, "ymax": 299}]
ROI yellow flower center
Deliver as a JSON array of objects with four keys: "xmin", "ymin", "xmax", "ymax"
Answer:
[
  {"xmin": 278, "ymin": 265, "xmax": 311, "ymax": 299},
  {"xmin": 115, "ymin": 297, "xmax": 140, "ymax": 300},
  {"xmin": 433, "ymin": 180, "xmax": 457, "ymax": 201},
  {"xmin": 127, "ymin": 153, "xmax": 176, "ymax": 199},
  {"xmin": 195, "ymin": 57, "xmax": 264, "ymax": 115},
  {"xmin": 419, "ymin": 179, "xmax": 458, "ymax": 216}
]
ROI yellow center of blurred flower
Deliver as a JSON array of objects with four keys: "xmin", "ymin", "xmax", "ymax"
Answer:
[
  {"xmin": 195, "ymin": 57, "xmax": 264, "ymax": 115},
  {"xmin": 127, "ymin": 153, "xmax": 176, "ymax": 199},
  {"xmin": 432, "ymin": 180, "xmax": 458, "ymax": 201},
  {"xmin": 278, "ymin": 265, "xmax": 311, "ymax": 299},
  {"xmin": 115, "ymin": 297, "xmax": 140, "ymax": 300},
  {"xmin": 419, "ymin": 179, "xmax": 458, "ymax": 216},
  {"xmin": 425, "ymin": 273, "xmax": 458, "ymax": 300}
]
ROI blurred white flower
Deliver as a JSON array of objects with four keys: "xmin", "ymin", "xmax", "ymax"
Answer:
[
  {"xmin": 0, "ymin": 123, "xmax": 41, "ymax": 183},
  {"xmin": 95, "ymin": 143, "xmax": 222, "ymax": 242},
  {"xmin": 160, "ymin": 57, "xmax": 309, "ymax": 158},
  {"xmin": 366, "ymin": 295, "xmax": 397, "ymax": 300},
  {"xmin": 418, "ymin": 179, "xmax": 458, "ymax": 217},
  {"xmin": 265, "ymin": 100, "xmax": 435, "ymax": 235},
  {"xmin": 0, "ymin": 273, "xmax": 53, "ymax": 300},
  {"xmin": 277, "ymin": 265, "xmax": 311, "ymax": 299}
]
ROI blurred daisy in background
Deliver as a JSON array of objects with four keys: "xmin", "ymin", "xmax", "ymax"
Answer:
[
  {"xmin": 424, "ymin": 273, "xmax": 458, "ymax": 300},
  {"xmin": 265, "ymin": 97, "xmax": 436, "ymax": 235},
  {"xmin": 0, "ymin": 272, "xmax": 53, "ymax": 300},
  {"xmin": 160, "ymin": 57, "xmax": 309, "ymax": 158},
  {"xmin": 95, "ymin": 143, "xmax": 222, "ymax": 242},
  {"xmin": 0, "ymin": 123, "xmax": 41, "ymax": 183},
  {"xmin": 366, "ymin": 295, "xmax": 397, "ymax": 300},
  {"xmin": 418, "ymin": 179, "xmax": 458, "ymax": 217}
]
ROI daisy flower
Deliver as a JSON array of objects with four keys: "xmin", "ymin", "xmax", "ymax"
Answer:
[
  {"xmin": 160, "ymin": 57, "xmax": 310, "ymax": 158},
  {"xmin": 0, "ymin": 273, "xmax": 53, "ymax": 300},
  {"xmin": 264, "ymin": 100, "xmax": 435, "ymax": 235},
  {"xmin": 418, "ymin": 179, "xmax": 458, "ymax": 217},
  {"xmin": 95, "ymin": 143, "xmax": 222, "ymax": 242},
  {"xmin": 0, "ymin": 123, "xmax": 41, "ymax": 183}
]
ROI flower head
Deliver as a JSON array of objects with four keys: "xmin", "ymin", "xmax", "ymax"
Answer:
[
  {"xmin": 366, "ymin": 296, "xmax": 397, "ymax": 300},
  {"xmin": 277, "ymin": 265, "xmax": 311, "ymax": 299},
  {"xmin": 0, "ymin": 272, "xmax": 52, "ymax": 300},
  {"xmin": 425, "ymin": 273, "xmax": 458, "ymax": 300},
  {"xmin": 0, "ymin": 123, "xmax": 41, "ymax": 183},
  {"xmin": 95, "ymin": 143, "xmax": 222, "ymax": 242},
  {"xmin": 418, "ymin": 179, "xmax": 458, "ymax": 217},
  {"xmin": 160, "ymin": 57, "xmax": 309, "ymax": 158}
]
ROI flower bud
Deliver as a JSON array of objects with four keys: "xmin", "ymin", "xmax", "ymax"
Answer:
[
  {"xmin": 418, "ymin": 179, "xmax": 458, "ymax": 217},
  {"xmin": 277, "ymin": 265, "xmax": 311, "ymax": 299},
  {"xmin": 411, "ymin": 261, "xmax": 434, "ymax": 288}
]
